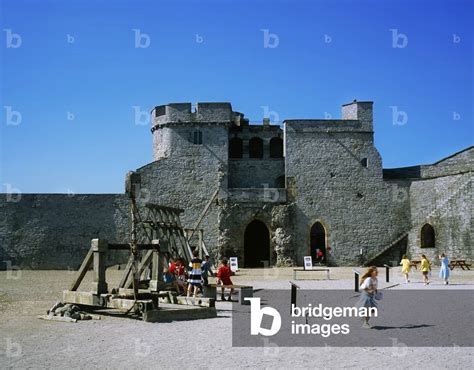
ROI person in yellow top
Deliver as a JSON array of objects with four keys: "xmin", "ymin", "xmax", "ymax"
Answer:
[
  {"xmin": 400, "ymin": 255, "xmax": 411, "ymax": 283},
  {"xmin": 420, "ymin": 254, "xmax": 431, "ymax": 285}
]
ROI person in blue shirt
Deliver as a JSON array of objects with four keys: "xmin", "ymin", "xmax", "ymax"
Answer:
[{"xmin": 201, "ymin": 255, "xmax": 214, "ymax": 286}]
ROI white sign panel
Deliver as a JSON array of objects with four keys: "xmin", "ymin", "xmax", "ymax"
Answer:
[
  {"xmin": 229, "ymin": 257, "xmax": 239, "ymax": 272},
  {"xmin": 304, "ymin": 256, "xmax": 313, "ymax": 270}
]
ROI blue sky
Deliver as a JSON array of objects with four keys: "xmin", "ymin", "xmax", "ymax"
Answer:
[{"xmin": 1, "ymin": 0, "xmax": 472, "ymax": 193}]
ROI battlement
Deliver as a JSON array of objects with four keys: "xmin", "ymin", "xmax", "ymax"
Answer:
[
  {"xmin": 284, "ymin": 100, "xmax": 374, "ymax": 132},
  {"xmin": 152, "ymin": 102, "xmax": 233, "ymax": 127}
]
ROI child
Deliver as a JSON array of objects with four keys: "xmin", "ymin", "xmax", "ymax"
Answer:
[
  {"xmin": 439, "ymin": 253, "xmax": 450, "ymax": 285},
  {"xmin": 170, "ymin": 258, "xmax": 187, "ymax": 295},
  {"xmin": 400, "ymin": 254, "xmax": 411, "ymax": 283},
  {"xmin": 420, "ymin": 254, "xmax": 431, "ymax": 285},
  {"xmin": 163, "ymin": 267, "xmax": 180, "ymax": 292},
  {"xmin": 201, "ymin": 255, "xmax": 214, "ymax": 286},
  {"xmin": 358, "ymin": 266, "xmax": 379, "ymax": 329},
  {"xmin": 216, "ymin": 257, "xmax": 234, "ymax": 301},
  {"xmin": 187, "ymin": 250, "xmax": 202, "ymax": 297}
]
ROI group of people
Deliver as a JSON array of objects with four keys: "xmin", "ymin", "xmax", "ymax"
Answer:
[
  {"xmin": 358, "ymin": 253, "xmax": 452, "ymax": 328},
  {"xmin": 162, "ymin": 250, "xmax": 235, "ymax": 300},
  {"xmin": 400, "ymin": 253, "xmax": 450, "ymax": 285}
]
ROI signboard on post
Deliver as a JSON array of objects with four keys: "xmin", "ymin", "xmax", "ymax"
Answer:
[
  {"xmin": 229, "ymin": 257, "xmax": 239, "ymax": 272},
  {"xmin": 303, "ymin": 256, "xmax": 313, "ymax": 270}
]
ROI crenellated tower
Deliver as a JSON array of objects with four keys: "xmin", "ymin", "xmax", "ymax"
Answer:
[{"xmin": 150, "ymin": 102, "xmax": 234, "ymax": 161}]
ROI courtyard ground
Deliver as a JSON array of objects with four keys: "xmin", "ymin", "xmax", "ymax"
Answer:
[{"xmin": 0, "ymin": 267, "xmax": 473, "ymax": 368}]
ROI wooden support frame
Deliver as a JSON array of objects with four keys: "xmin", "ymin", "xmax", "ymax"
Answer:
[
  {"xmin": 70, "ymin": 248, "xmax": 93, "ymax": 291},
  {"xmin": 63, "ymin": 200, "xmax": 217, "ymax": 322},
  {"xmin": 185, "ymin": 228, "xmax": 206, "ymax": 258},
  {"xmin": 69, "ymin": 239, "xmax": 108, "ymax": 293},
  {"xmin": 91, "ymin": 239, "xmax": 108, "ymax": 294},
  {"xmin": 125, "ymin": 249, "xmax": 154, "ymax": 289}
]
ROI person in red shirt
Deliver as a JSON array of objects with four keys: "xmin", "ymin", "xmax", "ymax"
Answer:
[
  {"xmin": 216, "ymin": 257, "xmax": 234, "ymax": 301},
  {"xmin": 168, "ymin": 259, "xmax": 177, "ymax": 275},
  {"xmin": 169, "ymin": 258, "xmax": 186, "ymax": 295},
  {"xmin": 316, "ymin": 249, "xmax": 324, "ymax": 264}
]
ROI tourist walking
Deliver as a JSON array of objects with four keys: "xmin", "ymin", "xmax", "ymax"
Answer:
[
  {"xmin": 439, "ymin": 253, "xmax": 450, "ymax": 285},
  {"xmin": 420, "ymin": 254, "xmax": 431, "ymax": 285},
  {"xmin": 400, "ymin": 254, "xmax": 411, "ymax": 283}
]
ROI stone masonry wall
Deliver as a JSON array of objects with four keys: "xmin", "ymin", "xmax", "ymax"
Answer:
[
  {"xmin": 217, "ymin": 199, "xmax": 295, "ymax": 267},
  {"xmin": 407, "ymin": 172, "xmax": 472, "ymax": 263},
  {"xmin": 0, "ymin": 194, "xmax": 129, "ymax": 270},
  {"xmin": 1, "ymin": 102, "xmax": 470, "ymax": 270},
  {"xmin": 284, "ymin": 120, "xmax": 410, "ymax": 265},
  {"xmin": 228, "ymin": 159, "xmax": 285, "ymax": 188},
  {"xmin": 141, "ymin": 123, "xmax": 230, "ymax": 260}
]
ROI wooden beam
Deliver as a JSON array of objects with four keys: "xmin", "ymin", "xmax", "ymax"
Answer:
[
  {"xmin": 91, "ymin": 239, "xmax": 108, "ymax": 294},
  {"xmin": 107, "ymin": 298, "xmax": 154, "ymax": 311},
  {"xmin": 108, "ymin": 243, "xmax": 158, "ymax": 250},
  {"xmin": 144, "ymin": 203, "xmax": 184, "ymax": 214},
  {"xmin": 142, "ymin": 306, "xmax": 217, "ymax": 322},
  {"xmin": 175, "ymin": 296, "xmax": 215, "ymax": 308},
  {"xmin": 187, "ymin": 188, "xmax": 219, "ymax": 240},
  {"xmin": 63, "ymin": 290, "xmax": 102, "ymax": 306},
  {"xmin": 118, "ymin": 254, "xmax": 134, "ymax": 289},
  {"xmin": 69, "ymin": 247, "xmax": 93, "ymax": 291},
  {"xmin": 126, "ymin": 249, "xmax": 154, "ymax": 289}
]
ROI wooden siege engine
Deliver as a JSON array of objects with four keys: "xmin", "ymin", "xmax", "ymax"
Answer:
[{"xmin": 62, "ymin": 172, "xmax": 216, "ymax": 322}]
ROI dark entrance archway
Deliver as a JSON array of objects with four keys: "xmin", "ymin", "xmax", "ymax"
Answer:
[
  {"xmin": 421, "ymin": 223, "xmax": 435, "ymax": 248},
  {"xmin": 310, "ymin": 222, "xmax": 326, "ymax": 264},
  {"xmin": 244, "ymin": 220, "xmax": 270, "ymax": 267}
]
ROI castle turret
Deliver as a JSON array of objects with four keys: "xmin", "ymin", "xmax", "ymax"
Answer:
[
  {"xmin": 341, "ymin": 100, "xmax": 373, "ymax": 131},
  {"xmin": 150, "ymin": 102, "xmax": 233, "ymax": 161}
]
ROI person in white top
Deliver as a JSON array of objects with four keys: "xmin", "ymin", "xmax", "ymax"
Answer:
[{"xmin": 358, "ymin": 266, "xmax": 379, "ymax": 328}]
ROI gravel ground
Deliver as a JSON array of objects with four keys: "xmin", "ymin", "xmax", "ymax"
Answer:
[{"xmin": 0, "ymin": 267, "xmax": 473, "ymax": 368}]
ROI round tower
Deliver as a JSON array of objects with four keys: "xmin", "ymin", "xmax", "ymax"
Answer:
[{"xmin": 150, "ymin": 102, "xmax": 233, "ymax": 161}]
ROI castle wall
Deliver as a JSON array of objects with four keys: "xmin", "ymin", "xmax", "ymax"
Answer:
[
  {"xmin": 407, "ymin": 172, "xmax": 472, "ymax": 263},
  {"xmin": 383, "ymin": 147, "xmax": 473, "ymax": 263},
  {"xmin": 218, "ymin": 199, "xmax": 294, "ymax": 267},
  {"xmin": 421, "ymin": 148, "xmax": 473, "ymax": 178},
  {"xmin": 284, "ymin": 118, "xmax": 410, "ymax": 265},
  {"xmin": 0, "ymin": 194, "xmax": 129, "ymax": 270},
  {"xmin": 228, "ymin": 123, "xmax": 284, "ymax": 188},
  {"xmin": 384, "ymin": 147, "xmax": 473, "ymax": 180},
  {"xmin": 140, "ymin": 123, "xmax": 230, "ymax": 259},
  {"xmin": 1, "ymin": 101, "xmax": 470, "ymax": 270},
  {"xmin": 228, "ymin": 159, "xmax": 285, "ymax": 188}
]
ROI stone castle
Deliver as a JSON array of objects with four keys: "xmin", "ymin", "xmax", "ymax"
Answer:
[{"xmin": 1, "ymin": 100, "xmax": 472, "ymax": 269}]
